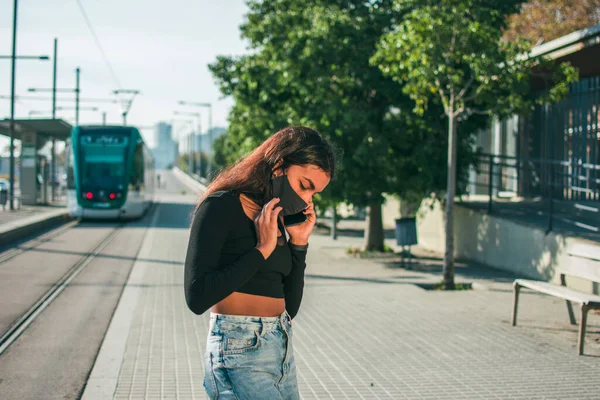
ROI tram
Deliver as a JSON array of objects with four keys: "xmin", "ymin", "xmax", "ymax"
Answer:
[{"xmin": 66, "ymin": 125, "xmax": 155, "ymax": 219}]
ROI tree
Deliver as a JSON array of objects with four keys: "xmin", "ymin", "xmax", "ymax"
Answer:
[
  {"xmin": 372, "ymin": 0, "xmax": 577, "ymax": 289},
  {"xmin": 211, "ymin": 0, "xmax": 402, "ymax": 251},
  {"xmin": 210, "ymin": 0, "xmax": 496, "ymax": 252},
  {"xmin": 503, "ymin": 0, "xmax": 600, "ymax": 44}
]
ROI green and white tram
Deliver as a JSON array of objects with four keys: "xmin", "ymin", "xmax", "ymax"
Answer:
[{"xmin": 66, "ymin": 125, "xmax": 155, "ymax": 219}]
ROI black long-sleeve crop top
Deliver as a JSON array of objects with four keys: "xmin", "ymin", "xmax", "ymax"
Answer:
[{"xmin": 183, "ymin": 190, "xmax": 308, "ymax": 319}]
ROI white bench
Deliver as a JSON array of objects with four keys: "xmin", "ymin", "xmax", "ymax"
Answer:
[{"xmin": 511, "ymin": 243, "xmax": 600, "ymax": 355}]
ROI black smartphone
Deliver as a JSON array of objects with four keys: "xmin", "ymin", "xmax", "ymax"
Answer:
[{"xmin": 283, "ymin": 211, "xmax": 307, "ymax": 227}]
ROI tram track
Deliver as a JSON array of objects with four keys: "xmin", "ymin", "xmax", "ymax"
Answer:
[{"xmin": 0, "ymin": 222, "xmax": 125, "ymax": 356}]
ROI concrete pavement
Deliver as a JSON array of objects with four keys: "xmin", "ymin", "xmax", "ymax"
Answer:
[
  {"xmin": 0, "ymin": 196, "xmax": 69, "ymax": 245},
  {"xmin": 83, "ymin": 170, "xmax": 600, "ymax": 400}
]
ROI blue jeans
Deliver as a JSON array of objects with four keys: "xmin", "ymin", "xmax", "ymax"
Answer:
[{"xmin": 203, "ymin": 311, "xmax": 299, "ymax": 400}]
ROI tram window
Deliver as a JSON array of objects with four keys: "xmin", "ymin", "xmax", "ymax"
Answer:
[
  {"xmin": 66, "ymin": 143, "xmax": 75, "ymax": 190},
  {"xmin": 130, "ymin": 142, "xmax": 145, "ymax": 188}
]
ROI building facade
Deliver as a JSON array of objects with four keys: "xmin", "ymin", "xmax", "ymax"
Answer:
[{"xmin": 152, "ymin": 122, "xmax": 178, "ymax": 169}]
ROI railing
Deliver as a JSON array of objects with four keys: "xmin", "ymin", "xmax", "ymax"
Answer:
[{"xmin": 464, "ymin": 153, "xmax": 600, "ymax": 237}]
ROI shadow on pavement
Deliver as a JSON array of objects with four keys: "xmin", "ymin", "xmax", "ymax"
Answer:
[
  {"xmin": 72, "ymin": 202, "xmax": 195, "ymax": 230},
  {"xmin": 23, "ymin": 247, "xmax": 183, "ymax": 266},
  {"xmin": 305, "ymin": 273, "xmax": 420, "ymax": 285},
  {"xmin": 377, "ymin": 257, "xmax": 521, "ymax": 284}
]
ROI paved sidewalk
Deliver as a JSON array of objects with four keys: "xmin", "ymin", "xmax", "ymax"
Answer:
[
  {"xmin": 83, "ymin": 175, "xmax": 600, "ymax": 399},
  {"xmin": 0, "ymin": 201, "xmax": 69, "ymax": 245}
]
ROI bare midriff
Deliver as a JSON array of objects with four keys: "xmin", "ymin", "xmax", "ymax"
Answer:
[
  {"xmin": 211, "ymin": 292, "xmax": 285, "ymax": 317},
  {"xmin": 211, "ymin": 194, "xmax": 286, "ymax": 317}
]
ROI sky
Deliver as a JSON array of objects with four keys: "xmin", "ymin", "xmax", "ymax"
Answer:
[{"xmin": 0, "ymin": 0, "xmax": 251, "ymax": 149}]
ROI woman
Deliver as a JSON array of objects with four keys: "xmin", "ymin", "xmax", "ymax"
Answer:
[{"xmin": 184, "ymin": 126, "xmax": 336, "ymax": 399}]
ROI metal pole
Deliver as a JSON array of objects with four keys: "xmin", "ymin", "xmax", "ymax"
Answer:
[
  {"xmin": 191, "ymin": 129, "xmax": 195, "ymax": 174},
  {"xmin": 122, "ymin": 112, "xmax": 126, "ymax": 126},
  {"xmin": 102, "ymin": 112, "xmax": 107, "ymax": 125},
  {"xmin": 51, "ymin": 139, "xmax": 56, "ymax": 202},
  {"xmin": 50, "ymin": 43, "xmax": 62, "ymax": 203},
  {"xmin": 548, "ymin": 161, "xmax": 554, "ymax": 233},
  {"xmin": 188, "ymin": 134, "xmax": 193, "ymax": 173},
  {"xmin": 331, "ymin": 205, "xmax": 338, "ymax": 240},
  {"xmin": 52, "ymin": 38, "xmax": 57, "ymax": 119},
  {"xmin": 9, "ymin": 0, "xmax": 19, "ymax": 211},
  {"xmin": 207, "ymin": 104, "xmax": 213, "ymax": 179},
  {"xmin": 197, "ymin": 118, "xmax": 202, "ymax": 176},
  {"xmin": 75, "ymin": 67, "xmax": 80, "ymax": 125},
  {"xmin": 488, "ymin": 155, "xmax": 493, "ymax": 214}
]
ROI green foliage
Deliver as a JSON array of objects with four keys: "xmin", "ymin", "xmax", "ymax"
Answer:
[
  {"xmin": 372, "ymin": 0, "xmax": 577, "ymax": 119},
  {"xmin": 209, "ymin": 0, "xmax": 482, "ymax": 211},
  {"xmin": 346, "ymin": 244, "xmax": 394, "ymax": 256}
]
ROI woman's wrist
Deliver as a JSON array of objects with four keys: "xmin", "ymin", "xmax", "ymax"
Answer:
[
  {"xmin": 289, "ymin": 237, "xmax": 309, "ymax": 246},
  {"xmin": 289, "ymin": 239, "xmax": 309, "ymax": 252}
]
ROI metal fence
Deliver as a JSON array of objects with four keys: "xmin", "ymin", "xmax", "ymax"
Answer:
[{"xmin": 465, "ymin": 153, "xmax": 600, "ymax": 237}]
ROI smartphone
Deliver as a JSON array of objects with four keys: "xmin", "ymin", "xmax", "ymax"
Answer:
[{"xmin": 283, "ymin": 211, "xmax": 307, "ymax": 227}]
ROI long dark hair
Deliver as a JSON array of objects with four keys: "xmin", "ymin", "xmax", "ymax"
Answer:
[{"xmin": 200, "ymin": 126, "xmax": 336, "ymax": 206}]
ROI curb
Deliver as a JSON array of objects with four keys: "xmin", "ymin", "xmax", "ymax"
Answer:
[
  {"xmin": 172, "ymin": 167, "xmax": 207, "ymax": 193},
  {"xmin": 81, "ymin": 203, "xmax": 162, "ymax": 400},
  {"xmin": 0, "ymin": 210, "xmax": 72, "ymax": 246}
]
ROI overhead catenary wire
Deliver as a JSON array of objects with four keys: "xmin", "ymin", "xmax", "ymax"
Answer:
[{"xmin": 74, "ymin": 0, "xmax": 122, "ymax": 90}]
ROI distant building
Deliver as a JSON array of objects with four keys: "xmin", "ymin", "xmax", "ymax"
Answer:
[
  {"xmin": 154, "ymin": 122, "xmax": 172, "ymax": 148},
  {"xmin": 195, "ymin": 127, "xmax": 226, "ymax": 156},
  {"xmin": 152, "ymin": 122, "xmax": 178, "ymax": 169}
]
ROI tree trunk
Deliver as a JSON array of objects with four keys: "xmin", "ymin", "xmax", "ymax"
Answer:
[
  {"xmin": 364, "ymin": 201, "xmax": 384, "ymax": 251},
  {"xmin": 443, "ymin": 106, "xmax": 457, "ymax": 290}
]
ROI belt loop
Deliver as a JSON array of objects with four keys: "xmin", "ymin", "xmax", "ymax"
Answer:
[{"xmin": 259, "ymin": 317, "xmax": 266, "ymax": 337}]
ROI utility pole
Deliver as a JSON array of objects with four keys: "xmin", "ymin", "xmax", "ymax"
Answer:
[
  {"xmin": 9, "ymin": 0, "xmax": 18, "ymax": 211},
  {"xmin": 75, "ymin": 67, "xmax": 80, "ymax": 125},
  {"xmin": 52, "ymin": 38, "xmax": 57, "ymax": 118},
  {"xmin": 51, "ymin": 38, "xmax": 58, "ymax": 202}
]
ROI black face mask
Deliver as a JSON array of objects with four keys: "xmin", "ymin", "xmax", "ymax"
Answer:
[{"xmin": 271, "ymin": 174, "xmax": 308, "ymax": 216}]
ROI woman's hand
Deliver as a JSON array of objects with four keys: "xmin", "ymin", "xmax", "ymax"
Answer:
[
  {"xmin": 285, "ymin": 203, "xmax": 316, "ymax": 245},
  {"xmin": 254, "ymin": 198, "xmax": 282, "ymax": 259}
]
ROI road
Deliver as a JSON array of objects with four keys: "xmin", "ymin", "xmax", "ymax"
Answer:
[{"xmin": 0, "ymin": 170, "xmax": 189, "ymax": 400}]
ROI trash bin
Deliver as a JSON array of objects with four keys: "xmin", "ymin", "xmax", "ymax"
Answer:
[
  {"xmin": 395, "ymin": 217, "xmax": 418, "ymax": 268},
  {"xmin": 395, "ymin": 217, "xmax": 418, "ymax": 246},
  {"xmin": 0, "ymin": 188, "xmax": 7, "ymax": 209}
]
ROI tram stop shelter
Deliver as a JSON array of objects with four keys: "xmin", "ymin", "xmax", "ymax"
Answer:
[{"xmin": 0, "ymin": 119, "xmax": 72, "ymax": 207}]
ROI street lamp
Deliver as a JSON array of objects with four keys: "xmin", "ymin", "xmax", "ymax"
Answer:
[
  {"xmin": 178, "ymin": 101, "xmax": 213, "ymax": 177},
  {"xmin": 5, "ymin": 0, "xmax": 52, "ymax": 210},
  {"xmin": 0, "ymin": 55, "xmax": 49, "ymax": 60},
  {"xmin": 174, "ymin": 111, "xmax": 202, "ymax": 176},
  {"xmin": 172, "ymin": 118, "xmax": 196, "ymax": 174},
  {"xmin": 0, "ymin": 95, "xmax": 117, "ymax": 104}
]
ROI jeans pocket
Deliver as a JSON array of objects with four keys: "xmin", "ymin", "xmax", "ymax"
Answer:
[
  {"xmin": 203, "ymin": 352, "xmax": 219, "ymax": 400},
  {"xmin": 222, "ymin": 330, "xmax": 260, "ymax": 355}
]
